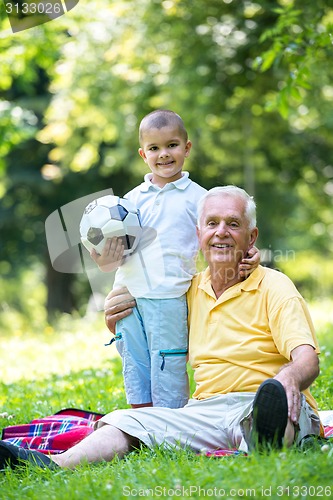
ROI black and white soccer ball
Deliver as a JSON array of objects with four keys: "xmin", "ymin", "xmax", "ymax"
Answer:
[{"xmin": 80, "ymin": 195, "xmax": 142, "ymax": 256}]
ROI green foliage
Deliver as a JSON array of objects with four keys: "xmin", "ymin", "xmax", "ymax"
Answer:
[
  {"xmin": 0, "ymin": 11, "xmax": 64, "ymax": 165},
  {"xmin": 0, "ymin": 265, "xmax": 47, "ymax": 332},
  {"xmin": 0, "ymin": 0, "xmax": 333, "ymax": 315},
  {"xmin": 277, "ymin": 250, "xmax": 333, "ymax": 300},
  {"xmin": 253, "ymin": 1, "xmax": 333, "ymax": 117},
  {"xmin": 0, "ymin": 101, "xmax": 37, "ymax": 177}
]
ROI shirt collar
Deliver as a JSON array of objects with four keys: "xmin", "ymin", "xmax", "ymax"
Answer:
[
  {"xmin": 198, "ymin": 265, "xmax": 265, "ymax": 299},
  {"xmin": 239, "ymin": 265, "xmax": 265, "ymax": 291},
  {"xmin": 139, "ymin": 171, "xmax": 191, "ymax": 192}
]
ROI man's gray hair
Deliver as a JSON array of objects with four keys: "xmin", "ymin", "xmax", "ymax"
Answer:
[{"xmin": 197, "ymin": 186, "xmax": 257, "ymax": 229}]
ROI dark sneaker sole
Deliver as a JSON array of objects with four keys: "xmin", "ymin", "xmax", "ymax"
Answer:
[
  {"xmin": 0, "ymin": 441, "xmax": 58, "ymax": 470},
  {"xmin": 251, "ymin": 379, "xmax": 288, "ymax": 450}
]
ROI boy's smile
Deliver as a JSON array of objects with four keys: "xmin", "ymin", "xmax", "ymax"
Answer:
[{"xmin": 138, "ymin": 125, "xmax": 192, "ymax": 187}]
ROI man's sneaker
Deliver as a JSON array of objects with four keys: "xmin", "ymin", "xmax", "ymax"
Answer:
[
  {"xmin": 250, "ymin": 379, "xmax": 288, "ymax": 450},
  {"xmin": 0, "ymin": 441, "xmax": 58, "ymax": 470}
]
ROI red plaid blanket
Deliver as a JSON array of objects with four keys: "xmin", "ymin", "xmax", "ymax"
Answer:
[
  {"xmin": 2, "ymin": 408, "xmax": 333, "ymax": 456},
  {"xmin": 1, "ymin": 408, "xmax": 103, "ymax": 455}
]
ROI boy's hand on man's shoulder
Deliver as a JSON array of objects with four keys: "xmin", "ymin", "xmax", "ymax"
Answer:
[{"xmin": 239, "ymin": 246, "xmax": 260, "ymax": 278}]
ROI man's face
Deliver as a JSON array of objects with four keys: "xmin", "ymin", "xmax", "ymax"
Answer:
[
  {"xmin": 197, "ymin": 194, "xmax": 258, "ymax": 268},
  {"xmin": 138, "ymin": 126, "xmax": 191, "ymax": 187}
]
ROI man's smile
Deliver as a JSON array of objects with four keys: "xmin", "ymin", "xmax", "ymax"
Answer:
[{"xmin": 210, "ymin": 243, "xmax": 232, "ymax": 248}]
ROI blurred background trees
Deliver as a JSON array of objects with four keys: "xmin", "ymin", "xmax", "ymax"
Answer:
[{"xmin": 0, "ymin": 0, "xmax": 332, "ymax": 324}]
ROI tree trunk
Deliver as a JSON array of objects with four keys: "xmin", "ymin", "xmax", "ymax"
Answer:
[{"xmin": 46, "ymin": 260, "xmax": 75, "ymax": 319}]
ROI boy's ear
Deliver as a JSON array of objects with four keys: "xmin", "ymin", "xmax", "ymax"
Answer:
[
  {"xmin": 185, "ymin": 140, "xmax": 192, "ymax": 157},
  {"xmin": 138, "ymin": 148, "xmax": 147, "ymax": 162}
]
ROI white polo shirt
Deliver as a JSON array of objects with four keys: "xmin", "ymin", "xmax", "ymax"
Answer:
[{"xmin": 113, "ymin": 172, "xmax": 206, "ymax": 298}]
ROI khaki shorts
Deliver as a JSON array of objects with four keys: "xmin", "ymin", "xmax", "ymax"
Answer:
[{"xmin": 96, "ymin": 393, "xmax": 321, "ymax": 453}]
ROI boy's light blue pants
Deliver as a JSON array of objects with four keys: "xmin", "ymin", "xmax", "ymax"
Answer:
[{"xmin": 115, "ymin": 295, "xmax": 189, "ymax": 408}]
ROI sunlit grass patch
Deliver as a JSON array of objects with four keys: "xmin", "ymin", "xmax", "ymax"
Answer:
[
  {"xmin": 308, "ymin": 299, "xmax": 333, "ymax": 333},
  {"xmin": 0, "ymin": 313, "xmax": 116, "ymax": 384},
  {"xmin": 307, "ymin": 300, "xmax": 333, "ymax": 411},
  {"xmin": 0, "ymin": 359, "xmax": 127, "ymax": 430}
]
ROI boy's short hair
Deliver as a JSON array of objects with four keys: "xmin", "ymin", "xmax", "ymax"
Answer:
[{"xmin": 139, "ymin": 110, "xmax": 188, "ymax": 145}]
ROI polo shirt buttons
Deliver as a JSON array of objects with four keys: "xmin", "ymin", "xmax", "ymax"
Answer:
[{"xmin": 155, "ymin": 192, "xmax": 162, "ymax": 206}]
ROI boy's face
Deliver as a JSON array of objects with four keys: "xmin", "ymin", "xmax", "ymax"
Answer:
[{"xmin": 138, "ymin": 126, "xmax": 192, "ymax": 187}]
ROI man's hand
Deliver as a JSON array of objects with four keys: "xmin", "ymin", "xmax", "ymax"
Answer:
[
  {"xmin": 274, "ymin": 344, "xmax": 319, "ymax": 425},
  {"xmin": 91, "ymin": 237, "xmax": 125, "ymax": 272},
  {"xmin": 104, "ymin": 286, "xmax": 136, "ymax": 334}
]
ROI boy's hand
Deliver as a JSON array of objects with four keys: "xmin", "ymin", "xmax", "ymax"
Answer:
[
  {"xmin": 239, "ymin": 246, "xmax": 260, "ymax": 278},
  {"xmin": 90, "ymin": 237, "xmax": 125, "ymax": 272}
]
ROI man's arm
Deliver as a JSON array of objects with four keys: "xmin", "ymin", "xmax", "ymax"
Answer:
[
  {"xmin": 104, "ymin": 286, "xmax": 136, "ymax": 333},
  {"xmin": 274, "ymin": 344, "xmax": 319, "ymax": 424}
]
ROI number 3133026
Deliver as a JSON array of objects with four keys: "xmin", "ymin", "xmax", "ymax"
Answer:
[{"xmin": 5, "ymin": 2, "xmax": 64, "ymax": 15}]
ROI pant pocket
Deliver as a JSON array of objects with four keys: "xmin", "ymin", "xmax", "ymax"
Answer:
[
  {"xmin": 159, "ymin": 349, "xmax": 188, "ymax": 371},
  {"xmin": 155, "ymin": 349, "xmax": 189, "ymax": 407},
  {"xmin": 297, "ymin": 395, "xmax": 321, "ymax": 444}
]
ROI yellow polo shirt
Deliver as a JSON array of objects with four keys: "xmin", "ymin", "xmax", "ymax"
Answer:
[{"xmin": 187, "ymin": 265, "xmax": 319, "ymax": 411}]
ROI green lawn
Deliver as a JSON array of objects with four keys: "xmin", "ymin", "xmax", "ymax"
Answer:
[{"xmin": 0, "ymin": 306, "xmax": 332, "ymax": 500}]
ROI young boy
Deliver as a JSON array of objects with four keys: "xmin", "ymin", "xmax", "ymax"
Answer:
[{"xmin": 92, "ymin": 110, "xmax": 259, "ymax": 409}]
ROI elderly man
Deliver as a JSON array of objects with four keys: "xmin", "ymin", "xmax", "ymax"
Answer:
[{"xmin": 0, "ymin": 186, "xmax": 321, "ymax": 470}]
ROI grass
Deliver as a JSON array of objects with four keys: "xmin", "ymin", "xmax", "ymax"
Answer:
[{"xmin": 0, "ymin": 304, "xmax": 333, "ymax": 500}]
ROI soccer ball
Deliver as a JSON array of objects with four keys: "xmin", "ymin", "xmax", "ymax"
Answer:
[{"xmin": 80, "ymin": 195, "xmax": 142, "ymax": 256}]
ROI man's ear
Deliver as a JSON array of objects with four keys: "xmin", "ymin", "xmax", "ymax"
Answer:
[
  {"xmin": 138, "ymin": 148, "xmax": 148, "ymax": 162},
  {"xmin": 249, "ymin": 227, "xmax": 259, "ymax": 248}
]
